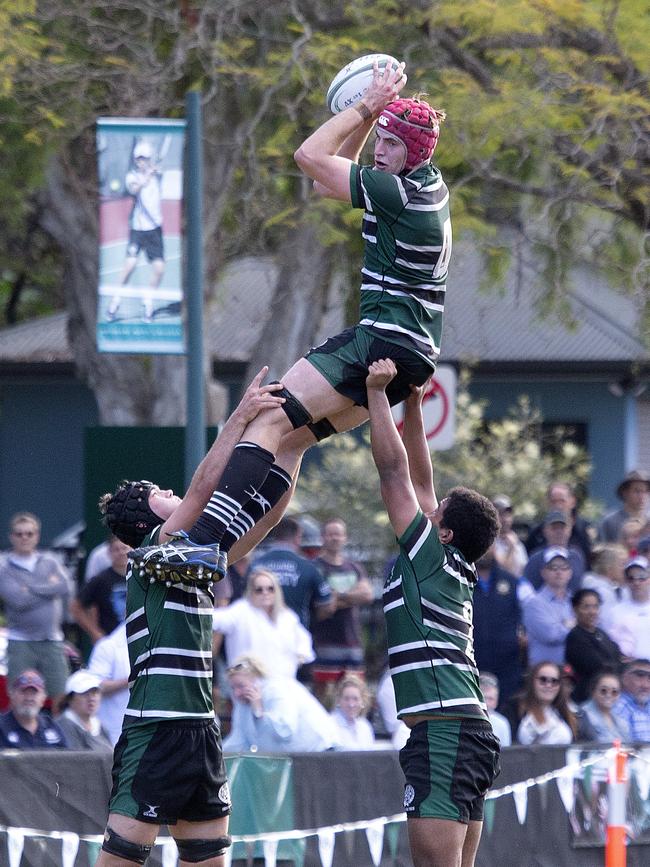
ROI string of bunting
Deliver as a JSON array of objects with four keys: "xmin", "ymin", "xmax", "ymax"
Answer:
[{"xmin": 2, "ymin": 745, "xmax": 645, "ymax": 867}]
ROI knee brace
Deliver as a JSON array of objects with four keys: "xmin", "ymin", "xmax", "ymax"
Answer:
[
  {"xmin": 175, "ymin": 836, "xmax": 232, "ymax": 863},
  {"xmin": 307, "ymin": 417, "xmax": 337, "ymax": 442},
  {"xmin": 269, "ymin": 381, "xmax": 313, "ymax": 429},
  {"xmin": 101, "ymin": 827, "xmax": 152, "ymax": 865}
]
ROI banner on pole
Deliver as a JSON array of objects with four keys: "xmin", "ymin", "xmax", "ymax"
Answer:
[{"xmin": 96, "ymin": 117, "xmax": 186, "ymax": 354}]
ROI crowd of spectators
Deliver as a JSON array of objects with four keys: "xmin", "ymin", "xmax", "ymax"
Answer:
[{"xmin": 1, "ymin": 466, "xmax": 650, "ymax": 754}]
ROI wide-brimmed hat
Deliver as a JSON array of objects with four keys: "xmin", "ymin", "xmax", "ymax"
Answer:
[{"xmin": 617, "ymin": 470, "xmax": 650, "ymax": 499}]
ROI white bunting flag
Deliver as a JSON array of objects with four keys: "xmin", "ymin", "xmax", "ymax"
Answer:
[
  {"xmin": 7, "ymin": 829, "xmax": 24, "ymax": 867},
  {"xmin": 556, "ymin": 772, "xmax": 576, "ymax": 814},
  {"xmin": 161, "ymin": 838, "xmax": 178, "ymax": 867},
  {"xmin": 263, "ymin": 838, "xmax": 278, "ymax": 867},
  {"xmin": 317, "ymin": 828, "xmax": 336, "ymax": 867},
  {"xmin": 61, "ymin": 832, "xmax": 80, "ymax": 867},
  {"xmin": 512, "ymin": 783, "xmax": 528, "ymax": 824},
  {"xmin": 365, "ymin": 819, "xmax": 384, "ymax": 866}
]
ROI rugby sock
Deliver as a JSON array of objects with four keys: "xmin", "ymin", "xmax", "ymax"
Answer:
[
  {"xmin": 220, "ymin": 465, "xmax": 292, "ymax": 552},
  {"xmin": 189, "ymin": 442, "xmax": 275, "ymax": 545}
]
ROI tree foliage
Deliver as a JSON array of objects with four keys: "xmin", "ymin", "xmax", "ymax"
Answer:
[
  {"xmin": 295, "ymin": 374, "xmax": 595, "ymax": 566},
  {"xmin": 0, "ymin": 1, "xmax": 647, "ymax": 420}
]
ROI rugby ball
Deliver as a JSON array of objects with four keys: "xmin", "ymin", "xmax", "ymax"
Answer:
[{"xmin": 326, "ymin": 53, "xmax": 400, "ymax": 114}]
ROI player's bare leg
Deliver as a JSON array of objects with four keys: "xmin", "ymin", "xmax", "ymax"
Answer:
[
  {"xmin": 407, "ymin": 817, "xmax": 469, "ymax": 867},
  {"xmin": 461, "ymin": 821, "xmax": 483, "ymax": 867}
]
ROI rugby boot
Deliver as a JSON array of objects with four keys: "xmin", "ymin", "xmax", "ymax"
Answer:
[{"xmin": 129, "ymin": 531, "xmax": 227, "ymax": 586}]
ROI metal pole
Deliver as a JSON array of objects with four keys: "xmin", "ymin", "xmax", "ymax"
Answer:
[{"xmin": 184, "ymin": 90, "xmax": 206, "ymax": 487}]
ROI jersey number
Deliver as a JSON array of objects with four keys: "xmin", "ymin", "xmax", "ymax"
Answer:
[{"xmin": 432, "ymin": 217, "xmax": 452, "ymax": 279}]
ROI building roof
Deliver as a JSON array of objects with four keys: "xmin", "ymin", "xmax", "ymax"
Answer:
[{"xmin": 0, "ymin": 247, "xmax": 646, "ymax": 370}]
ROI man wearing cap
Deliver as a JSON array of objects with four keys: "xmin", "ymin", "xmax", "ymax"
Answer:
[
  {"xmin": 56, "ymin": 670, "xmax": 113, "ymax": 752},
  {"xmin": 608, "ymin": 557, "xmax": 650, "ymax": 660},
  {"xmin": 0, "ymin": 669, "xmax": 67, "ymax": 749},
  {"xmin": 522, "ymin": 548, "xmax": 576, "ymax": 666},
  {"xmin": 613, "ymin": 658, "xmax": 650, "ymax": 742},
  {"xmin": 525, "ymin": 481, "xmax": 594, "ymax": 566},
  {"xmin": 523, "ymin": 510, "xmax": 585, "ymax": 594},
  {"xmin": 599, "ymin": 470, "xmax": 650, "ymax": 544},
  {"xmin": 132, "ymin": 59, "xmax": 453, "ymax": 588},
  {"xmin": 0, "ymin": 512, "xmax": 74, "ymax": 714}
]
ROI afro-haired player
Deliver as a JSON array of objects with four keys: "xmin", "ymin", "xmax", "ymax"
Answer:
[
  {"xmin": 366, "ymin": 358, "xmax": 500, "ymax": 867},
  {"xmin": 133, "ymin": 59, "xmax": 454, "ymax": 586}
]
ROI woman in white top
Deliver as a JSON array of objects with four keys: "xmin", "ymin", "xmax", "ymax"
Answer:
[
  {"xmin": 516, "ymin": 661, "xmax": 576, "ymax": 746},
  {"xmin": 212, "ymin": 568, "xmax": 315, "ymax": 679},
  {"xmin": 329, "ymin": 674, "xmax": 376, "ymax": 750}
]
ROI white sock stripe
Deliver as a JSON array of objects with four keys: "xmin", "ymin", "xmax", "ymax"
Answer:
[
  {"xmin": 207, "ymin": 491, "xmax": 241, "ymax": 511},
  {"xmin": 204, "ymin": 503, "xmax": 241, "ymax": 524},
  {"xmin": 268, "ymin": 466, "xmax": 292, "ymax": 486}
]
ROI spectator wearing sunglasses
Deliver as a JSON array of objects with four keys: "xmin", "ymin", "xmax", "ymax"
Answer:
[
  {"xmin": 614, "ymin": 659, "xmax": 650, "ymax": 742},
  {"xmin": 608, "ymin": 557, "xmax": 650, "ymax": 660},
  {"xmin": 514, "ymin": 661, "xmax": 576, "ymax": 745},
  {"xmin": 212, "ymin": 568, "xmax": 315, "ymax": 680},
  {"xmin": 0, "ymin": 512, "xmax": 73, "ymax": 714},
  {"xmin": 576, "ymin": 671, "xmax": 629, "ymax": 742}
]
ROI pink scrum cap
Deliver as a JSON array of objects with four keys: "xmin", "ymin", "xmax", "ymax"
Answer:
[{"xmin": 377, "ymin": 97, "xmax": 445, "ymax": 172}]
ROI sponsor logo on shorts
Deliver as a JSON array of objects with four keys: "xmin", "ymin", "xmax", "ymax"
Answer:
[
  {"xmin": 218, "ymin": 783, "xmax": 231, "ymax": 806},
  {"xmin": 403, "ymin": 784, "xmax": 415, "ymax": 810},
  {"xmin": 143, "ymin": 805, "xmax": 159, "ymax": 818}
]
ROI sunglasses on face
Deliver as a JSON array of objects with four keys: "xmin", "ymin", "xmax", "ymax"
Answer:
[
  {"xmin": 254, "ymin": 585, "xmax": 275, "ymax": 594},
  {"xmin": 536, "ymin": 675, "xmax": 560, "ymax": 686},
  {"xmin": 626, "ymin": 573, "xmax": 650, "ymax": 583},
  {"xmin": 630, "ymin": 670, "xmax": 650, "ymax": 679},
  {"xmin": 12, "ymin": 530, "xmax": 36, "ymax": 538}
]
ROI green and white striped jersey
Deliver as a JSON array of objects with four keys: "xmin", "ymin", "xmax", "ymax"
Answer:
[
  {"xmin": 124, "ymin": 528, "xmax": 214, "ymax": 725},
  {"xmin": 349, "ymin": 162, "xmax": 451, "ymax": 367},
  {"xmin": 383, "ymin": 511, "xmax": 488, "ymax": 721}
]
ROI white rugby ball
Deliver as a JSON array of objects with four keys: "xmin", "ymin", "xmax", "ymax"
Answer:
[{"xmin": 326, "ymin": 53, "xmax": 400, "ymax": 114}]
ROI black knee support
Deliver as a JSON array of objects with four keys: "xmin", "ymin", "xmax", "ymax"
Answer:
[
  {"xmin": 101, "ymin": 827, "xmax": 152, "ymax": 865},
  {"xmin": 175, "ymin": 836, "xmax": 232, "ymax": 862},
  {"xmin": 269, "ymin": 381, "xmax": 313, "ymax": 429},
  {"xmin": 307, "ymin": 417, "xmax": 337, "ymax": 442}
]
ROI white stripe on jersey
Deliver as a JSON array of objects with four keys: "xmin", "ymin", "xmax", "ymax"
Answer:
[
  {"xmin": 442, "ymin": 561, "xmax": 472, "ymax": 587},
  {"xmin": 398, "ymin": 695, "xmax": 487, "ymax": 715},
  {"xmin": 361, "ymin": 269, "xmax": 446, "ymax": 290},
  {"xmin": 359, "ymin": 320, "xmax": 440, "ymax": 355},
  {"xmin": 361, "ymin": 284, "xmax": 445, "ymax": 312},
  {"xmin": 408, "ymin": 519, "xmax": 432, "ymax": 560},
  {"xmin": 406, "ymin": 190, "xmax": 450, "ymax": 212},
  {"xmin": 396, "ymin": 240, "xmax": 443, "ymax": 252},
  {"xmin": 389, "ymin": 639, "xmax": 460, "ymax": 653},
  {"xmin": 134, "ymin": 647, "xmax": 211, "ymax": 665},
  {"xmin": 124, "ymin": 709, "xmax": 214, "ymax": 719},
  {"xmin": 390, "ymin": 659, "xmax": 478, "ymax": 676},
  {"xmin": 421, "ymin": 597, "xmax": 470, "ymax": 630},
  {"xmin": 164, "ymin": 601, "xmax": 214, "ymax": 616},
  {"xmin": 125, "ymin": 606, "xmax": 145, "ymax": 624},
  {"xmin": 127, "ymin": 628, "xmax": 149, "ymax": 644},
  {"xmin": 138, "ymin": 667, "xmax": 211, "ymax": 678}
]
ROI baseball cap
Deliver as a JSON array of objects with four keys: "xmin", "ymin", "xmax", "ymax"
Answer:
[
  {"xmin": 133, "ymin": 141, "xmax": 154, "ymax": 159},
  {"xmin": 65, "ymin": 670, "xmax": 102, "ymax": 696},
  {"xmin": 544, "ymin": 510, "xmax": 569, "ymax": 525},
  {"xmin": 12, "ymin": 670, "xmax": 45, "ymax": 691},
  {"xmin": 543, "ymin": 546, "xmax": 570, "ymax": 564},
  {"xmin": 492, "ymin": 495, "xmax": 512, "ymax": 512},
  {"xmin": 624, "ymin": 556, "xmax": 649, "ymax": 573}
]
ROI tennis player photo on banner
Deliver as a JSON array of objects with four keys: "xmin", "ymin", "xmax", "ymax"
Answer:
[{"xmin": 96, "ymin": 117, "xmax": 186, "ymax": 354}]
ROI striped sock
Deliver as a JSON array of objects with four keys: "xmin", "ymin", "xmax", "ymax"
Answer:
[
  {"xmin": 220, "ymin": 465, "xmax": 292, "ymax": 552},
  {"xmin": 189, "ymin": 442, "xmax": 275, "ymax": 545}
]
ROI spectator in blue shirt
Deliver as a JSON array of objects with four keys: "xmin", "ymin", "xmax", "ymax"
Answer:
[
  {"xmin": 614, "ymin": 659, "xmax": 650, "ymax": 742},
  {"xmin": 524, "ymin": 511, "xmax": 586, "ymax": 594},
  {"xmin": 0, "ymin": 669, "xmax": 67, "ymax": 749},
  {"xmin": 523, "ymin": 547, "xmax": 576, "ymax": 666}
]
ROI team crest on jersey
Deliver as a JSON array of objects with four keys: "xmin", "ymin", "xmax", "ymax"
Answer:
[
  {"xmin": 218, "ymin": 782, "xmax": 231, "ymax": 806},
  {"xmin": 403, "ymin": 784, "xmax": 415, "ymax": 810},
  {"xmin": 462, "ymin": 600, "xmax": 473, "ymax": 623}
]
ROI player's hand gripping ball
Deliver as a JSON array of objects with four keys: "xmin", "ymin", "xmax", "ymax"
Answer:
[{"xmin": 326, "ymin": 53, "xmax": 400, "ymax": 114}]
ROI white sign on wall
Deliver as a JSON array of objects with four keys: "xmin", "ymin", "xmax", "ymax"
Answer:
[{"xmin": 391, "ymin": 364, "xmax": 457, "ymax": 451}]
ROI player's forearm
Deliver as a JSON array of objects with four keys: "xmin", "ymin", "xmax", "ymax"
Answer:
[
  {"xmin": 295, "ymin": 106, "xmax": 369, "ymax": 173},
  {"xmin": 336, "ymin": 117, "xmax": 375, "ymax": 161},
  {"xmin": 367, "ymin": 387, "xmax": 408, "ymax": 479},
  {"xmin": 402, "ymin": 397, "xmax": 436, "ymax": 512}
]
